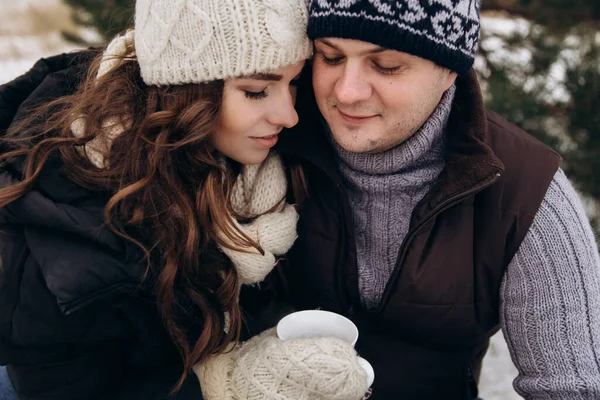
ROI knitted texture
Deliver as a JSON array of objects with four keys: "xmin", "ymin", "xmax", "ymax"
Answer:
[
  {"xmin": 308, "ymin": 0, "xmax": 481, "ymax": 74},
  {"xmin": 74, "ymin": 116, "xmax": 297, "ymax": 285},
  {"xmin": 219, "ymin": 152, "xmax": 299, "ymax": 285},
  {"xmin": 501, "ymin": 169, "xmax": 600, "ymax": 398},
  {"xmin": 71, "ymin": 31, "xmax": 136, "ymax": 169},
  {"xmin": 336, "ymin": 118, "xmax": 600, "ymax": 398},
  {"xmin": 97, "ymin": 30, "xmax": 135, "ymax": 79},
  {"xmin": 334, "ymin": 85, "xmax": 455, "ymax": 310},
  {"xmin": 134, "ymin": 0, "xmax": 313, "ymax": 86},
  {"xmin": 72, "ymin": 39, "xmax": 298, "ymax": 285},
  {"xmin": 194, "ymin": 328, "xmax": 369, "ymax": 400}
]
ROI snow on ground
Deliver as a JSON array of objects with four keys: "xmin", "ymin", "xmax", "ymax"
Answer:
[
  {"xmin": 0, "ymin": 1, "xmax": 522, "ymax": 398},
  {"xmin": 0, "ymin": 0, "xmax": 93, "ymax": 84},
  {"xmin": 479, "ymin": 332, "xmax": 520, "ymax": 399}
]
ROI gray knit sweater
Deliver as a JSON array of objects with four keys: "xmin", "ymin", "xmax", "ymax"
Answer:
[
  {"xmin": 335, "ymin": 86, "xmax": 454, "ymax": 309},
  {"xmin": 334, "ymin": 88, "xmax": 600, "ymax": 398}
]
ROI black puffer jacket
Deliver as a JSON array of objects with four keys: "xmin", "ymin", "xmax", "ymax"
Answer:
[{"xmin": 0, "ymin": 52, "xmax": 287, "ymax": 400}]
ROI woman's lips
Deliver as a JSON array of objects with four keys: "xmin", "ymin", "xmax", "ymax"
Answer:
[{"xmin": 251, "ymin": 134, "xmax": 279, "ymax": 148}]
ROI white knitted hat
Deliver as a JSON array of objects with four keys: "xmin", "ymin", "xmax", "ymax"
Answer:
[{"xmin": 134, "ymin": 0, "xmax": 313, "ymax": 86}]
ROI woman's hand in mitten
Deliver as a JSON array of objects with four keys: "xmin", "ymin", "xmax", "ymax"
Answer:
[{"xmin": 193, "ymin": 328, "xmax": 370, "ymax": 400}]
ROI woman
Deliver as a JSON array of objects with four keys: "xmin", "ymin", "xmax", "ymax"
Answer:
[{"xmin": 0, "ymin": 0, "xmax": 369, "ymax": 399}]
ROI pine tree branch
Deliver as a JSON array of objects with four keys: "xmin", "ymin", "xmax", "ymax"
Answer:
[{"xmin": 481, "ymin": 1, "xmax": 600, "ymax": 25}]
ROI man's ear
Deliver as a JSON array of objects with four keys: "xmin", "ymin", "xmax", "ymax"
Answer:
[{"xmin": 443, "ymin": 70, "xmax": 458, "ymax": 91}]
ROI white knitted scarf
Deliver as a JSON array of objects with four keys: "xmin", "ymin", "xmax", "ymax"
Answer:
[
  {"xmin": 71, "ymin": 32, "xmax": 298, "ymax": 286},
  {"xmin": 222, "ymin": 152, "xmax": 298, "ymax": 284}
]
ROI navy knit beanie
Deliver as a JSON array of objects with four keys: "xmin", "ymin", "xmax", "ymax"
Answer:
[{"xmin": 308, "ymin": 0, "xmax": 481, "ymax": 74}]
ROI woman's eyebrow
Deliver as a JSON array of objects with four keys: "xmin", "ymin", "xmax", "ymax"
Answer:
[{"xmin": 242, "ymin": 73, "xmax": 283, "ymax": 81}]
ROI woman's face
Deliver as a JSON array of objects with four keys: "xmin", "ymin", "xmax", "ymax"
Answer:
[{"xmin": 213, "ymin": 60, "xmax": 305, "ymax": 165}]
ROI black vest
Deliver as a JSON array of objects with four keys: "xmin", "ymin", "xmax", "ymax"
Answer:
[{"xmin": 276, "ymin": 71, "xmax": 561, "ymax": 399}]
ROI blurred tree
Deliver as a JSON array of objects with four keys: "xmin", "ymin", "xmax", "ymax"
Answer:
[
  {"xmin": 62, "ymin": 0, "xmax": 134, "ymax": 44},
  {"xmin": 479, "ymin": 0, "xmax": 600, "ymax": 239}
]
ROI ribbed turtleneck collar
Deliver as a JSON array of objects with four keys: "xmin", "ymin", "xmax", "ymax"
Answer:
[{"xmin": 332, "ymin": 85, "xmax": 456, "ymax": 176}]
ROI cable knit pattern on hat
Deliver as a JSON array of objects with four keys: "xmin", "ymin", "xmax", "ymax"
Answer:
[
  {"xmin": 333, "ymin": 85, "xmax": 455, "ymax": 309},
  {"xmin": 308, "ymin": 0, "xmax": 481, "ymax": 73},
  {"xmin": 135, "ymin": 0, "xmax": 313, "ymax": 85},
  {"xmin": 219, "ymin": 152, "xmax": 299, "ymax": 285}
]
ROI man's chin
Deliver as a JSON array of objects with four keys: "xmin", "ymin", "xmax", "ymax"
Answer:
[{"xmin": 330, "ymin": 133, "xmax": 375, "ymax": 154}]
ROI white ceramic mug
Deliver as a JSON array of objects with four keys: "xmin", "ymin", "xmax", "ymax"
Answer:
[{"xmin": 276, "ymin": 310, "xmax": 375, "ymax": 388}]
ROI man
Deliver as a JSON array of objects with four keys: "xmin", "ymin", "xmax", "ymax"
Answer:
[{"xmin": 276, "ymin": 0, "xmax": 600, "ymax": 398}]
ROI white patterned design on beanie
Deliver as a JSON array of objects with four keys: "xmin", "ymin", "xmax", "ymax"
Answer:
[
  {"xmin": 218, "ymin": 152, "xmax": 298, "ymax": 285},
  {"xmin": 134, "ymin": 0, "xmax": 313, "ymax": 86},
  {"xmin": 308, "ymin": 0, "xmax": 481, "ymax": 74}
]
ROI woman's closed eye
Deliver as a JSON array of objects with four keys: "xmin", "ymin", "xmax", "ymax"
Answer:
[{"xmin": 244, "ymin": 89, "xmax": 268, "ymax": 100}]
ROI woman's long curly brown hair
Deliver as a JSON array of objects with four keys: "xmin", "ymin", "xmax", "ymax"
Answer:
[{"xmin": 0, "ymin": 43, "xmax": 307, "ymax": 392}]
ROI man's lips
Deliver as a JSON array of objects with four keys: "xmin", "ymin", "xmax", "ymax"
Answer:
[{"xmin": 337, "ymin": 109, "xmax": 378, "ymax": 124}]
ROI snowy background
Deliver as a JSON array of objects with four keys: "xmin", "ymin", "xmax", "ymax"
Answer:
[{"xmin": 0, "ymin": 0, "xmax": 521, "ymax": 398}]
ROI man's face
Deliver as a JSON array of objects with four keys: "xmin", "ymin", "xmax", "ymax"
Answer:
[{"xmin": 312, "ymin": 38, "xmax": 457, "ymax": 153}]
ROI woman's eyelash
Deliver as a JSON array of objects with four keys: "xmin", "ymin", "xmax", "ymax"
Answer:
[{"xmin": 244, "ymin": 90, "xmax": 267, "ymax": 99}]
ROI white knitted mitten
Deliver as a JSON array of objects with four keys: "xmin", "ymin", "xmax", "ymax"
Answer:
[{"xmin": 193, "ymin": 329, "xmax": 370, "ymax": 400}]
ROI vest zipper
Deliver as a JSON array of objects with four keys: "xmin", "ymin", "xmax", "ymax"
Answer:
[
  {"xmin": 336, "ymin": 181, "xmax": 354, "ymax": 316},
  {"xmin": 375, "ymin": 171, "xmax": 503, "ymax": 314}
]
